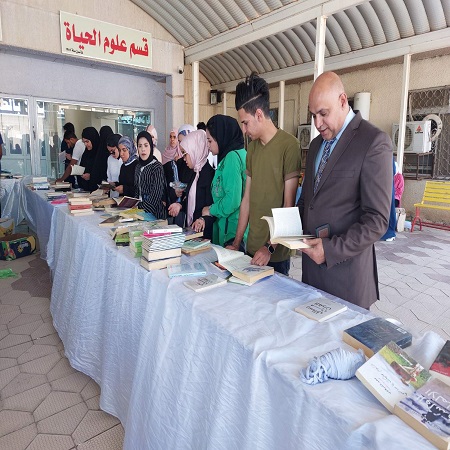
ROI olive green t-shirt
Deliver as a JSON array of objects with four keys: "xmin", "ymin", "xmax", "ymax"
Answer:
[{"xmin": 246, "ymin": 128, "xmax": 301, "ymax": 262}]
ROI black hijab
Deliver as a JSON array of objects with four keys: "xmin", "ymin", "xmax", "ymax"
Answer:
[
  {"xmin": 206, "ymin": 115, "xmax": 244, "ymax": 164},
  {"xmin": 136, "ymin": 130, "xmax": 155, "ymax": 167},
  {"xmin": 79, "ymin": 127, "xmax": 100, "ymax": 191},
  {"xmin": 91, "ymin": 125, "xmax": 114, "ymax": 185}
]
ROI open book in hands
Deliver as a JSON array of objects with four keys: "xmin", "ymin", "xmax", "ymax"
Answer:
[
  {"xmin": 212, "ymin": 245, "xmax": 273, "ymax": 285},
  {"xmin": 261, "ymin": 207, "xmax": 313, "ymax": 249}
]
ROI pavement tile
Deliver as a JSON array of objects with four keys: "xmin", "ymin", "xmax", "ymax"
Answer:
[
  {"xmin": 81, "ymin": 380, "xmax": 101, "ymax": 401},
  {"xmin": 47, "ymin": 357, "xmax": 77, "ymax": 382},
  {"xmin": 33, "ymin": 333, "xmax": 61, "ymax": 346},
  {"xmin": 72, "ymin": 410, "xmax": 120, "ymax": 445},
  {"xmin": 2, "ymin": 383, "xmax": 52, "ymax": 412},
  {"xmin": 51, "ymin": 371, "xmax": 91, "ymax": 393},
  {"xmin": 31, "ymin": 322, "xmax": 57, "ymax": 340},
  {"xmin": 0, "ymin": 409, "xmax": 34, "ymax": 437},
  {"xmin": 0, "ymin": 334, "xmax": 31, "ymax": 350},
  {"xmin": 17, "ymin": 344, "xmax": 59, "ymax": 364},
  {"xmin": 33, "ymin": 391, "xmax": 84, "ymax": 421},
  {"xmin": 79, "ymin": 424, "xmax": 124, "ymax": 450},
  {"xmin": 0, "ymin": 341, "xmax": 33, "ymax": 359},
  {"xmin": 37, "ymin": 401, "xmax": 88, "ymax": 435},
  {"xmin": 9, "ymin": 319, "xmax": 44, "ymax": 336},
  {"xmin": 7, "ymin": 313, "xmax": 42, "ymax": 329},
  {"xmin": 1, "ymin": 373, "xmax": 48, "ymax": 399},
  {"xmin": 0, "ymin": 357, "xmax": 16, "ymax": 371},
  {"xmin": 26, "ymin": 433, "xmax": 74, "ymax": 450},
  {"xmin": 0, "ymin": 366, "xmax": 21, "ymax": 391},
  {"xmin": 0, "ymin": 423, "xmax": 37, "ymax": 450},
  {"xmin": 85, "ymin": 395, "xmax": 101, "ymax": 410},
  {"xmin": 19, "ymin": 352, "xmax": 61, "ymax": 375},
  {"xmin": 0, "ymin": 310, "xmax": 21, "ymax": 325}
]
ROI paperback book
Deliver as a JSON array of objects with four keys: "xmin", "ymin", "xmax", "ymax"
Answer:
[
  {"xmin": 356, "ymin": 341, "xmax": 431, "ymax": 412},
  {"xmin": 140, "ymin": 255, "xmax": 181, "ymax": 271},
  {"xmin": 261, "ymin": 207, "xmax": 313, "ymax": 249},
  {"xmin": 183, "ymin": 228, "xmax": 204, "ymax": 240},
  {"xmin": 183, "ymin": 274, "xmax": 227, "ymax": 292},
  {"xmin": 212, "ymin": 245, "xmax": 273, "ymax": 285},
  {"xmin": 343, "ymin": 317, "xmax": 412, "ymax": 358},
  {"xmin": 394, "ymin": 378, "xmax": 450, "ymax": 450},
  {"xmin": 430, "ymin": 340, "xmax": 450, "ymax": 386},
  {"xmin": 70, "ymin": 165, "xmax": 85, "ymax": 176},
  {"xmin": 181, "ymin": 238, "xmax": 211, "ymax": 255},
  {"xmin": 295, "ymin": 297, "xmax": 348, "ymax": 322},
  {"xmin": 115, "ymin": 196, "xmax": 140, "ymax": 208},
  {"xmin": 167, "ymin": 262, "xmax": 208, "ymax": 278}
]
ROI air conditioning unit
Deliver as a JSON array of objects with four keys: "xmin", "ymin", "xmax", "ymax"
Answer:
[
  {"xmin": 297, "ymin": 125, "xmax": 311, "ymax": 150},
  {"xmin": 392, "ymin": 121, "xmax": 431, "ymax": 153}
]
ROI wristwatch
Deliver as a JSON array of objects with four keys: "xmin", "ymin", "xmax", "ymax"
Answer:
[{"xmin": 264, "ymin": 243, "xmax": 275, "ymax": 254}]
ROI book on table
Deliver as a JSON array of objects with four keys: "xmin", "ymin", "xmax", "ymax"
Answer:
[
  {"xmin": 430, "ymin": 340, "xmax": 450, "ymax": 386},
  {"xmin": 98, "ymin": 215, "xmax": 122, "ymax": 227},
  {"xmin": 143, "ymin": 224, "xmax": 183, "ymax": 236},
  {"xmin": 70, "ymin": 209, "xmax": 94, "ymax": 217},
  {"xmin": 356, "ymin": 341, "xmax": 432, "ymax": 412},
  {"xmin": 70, "ymin": 164, "xmax": 85, "ymax": 176},
  {"xmin": 182, "ymin": 228, "xmax": 204, "ymax": 240},
  {"xmin": 142, "ymin": 233, "xmax": 186, "ymax": 252},
  {"xmin": 115, "ymin": 196, "xmax": 140, "ymax": 208},
  {"xmin": 393, "ymin": 377, "xmax": 450, "ymax": 450},
  {"xmin": 167, "ymin": 262, "xmax": 208, "ymax": 278},
  {"xmin": 140, "ymin": 255, "xmax": 181, "ymax": 271},
  {"xmin": 183, "ymin": 274, "xmax": 227, "ymax": 292},
  {"xmin": 295, "ymin": 297, "xmax": 348, "ymax": 322},
  {"xmin": 142, "ymin": 247, "xmax": 181, "ymax": 262},
  {"xmin": 260, "ymin": 207, "xmax": 314, "ymax": 249},
  {"xmin": 343, "ymin": 317, "xmax": 412, "ymax": 358},
  {"xmin": 212, "ymin": 245, "xmax": 273, "ymax": 285},
  {"xmin": 181, "ymin": 238, "xmax": 211, "ymax": 255}
]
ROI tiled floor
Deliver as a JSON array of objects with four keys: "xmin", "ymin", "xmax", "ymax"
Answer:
[{"xmin": 0, "ymin": 225, "xmax": 449, "ymax": 449}]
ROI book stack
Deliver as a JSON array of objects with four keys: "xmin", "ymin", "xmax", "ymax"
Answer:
[
  {"xmin": 129, "ymin": 229, "xmax": 144, "ymax": 257},
  {"xmin": 140, "ymin": 230, "xmax": 186, "ymax": 271},
  {"xmin": 31, "ymin": 177, "xmax": 50, "ymax": 190},
  {"xmin": 181, "ymin": 238, "xmax": 211, "ymax": 255},
  {"xmin": 52, "ymin": 181, "xmax": 71, "ymax": 191},
  {"xmin": 46, "ymin": 192, "xmax": 68, "ymax": 204},
  {"xmin": 68, "ymin": 196, "xmax": 94, "ymax": 216}
]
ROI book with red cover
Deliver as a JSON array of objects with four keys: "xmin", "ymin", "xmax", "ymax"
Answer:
[
  {"xmin": 430, "ymin": 340, "xmax": 450, "ymax": 386},
  {"xmin": 69, "ymin": 204, "xmax": 92, "ymax": 210}
]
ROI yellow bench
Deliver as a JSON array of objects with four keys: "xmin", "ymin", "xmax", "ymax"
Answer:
[{"xmin": 411, "ymin": 181, "xmax": 450, "ymax": 231}]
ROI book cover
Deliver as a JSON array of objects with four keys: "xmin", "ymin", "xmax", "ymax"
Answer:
[
  {"xmin": 140, "ymin": 255, "xmax": 181, "ymax": 271},
  {"xmin": 260, "ymin": 207, "xmax": 313, "ymax": 249},
  {"xmin": 116, "ymin": 196, "xmax": 140, "ymax": 208},
  {"xmin": 343, "ymin": 317, "xmax": 412, "ymax": 358},
  {"xmin": 167, "ymin": 262, "xmax": 208, "ymax": 278},
  {"xmin": 356, "ymin": 341, "xmax": 432, "ymax": 412},
  {"xmin": 183, "ymin": 228, "xmax": 204, "ymax": 240},
  {"xmin": 98, "ymin": 215, "xmax": 121, "ymax": 227},
  {"xmin": 70, "ymin": 165, "xmax": 85, "ymax": 176},
  {"xmin": 295, "ymin": 297, "xmax": 348, "ymax": 322},
  {"xmin": 430, "ymin": 341, "xmax": 450, "ymax": 386},
  {"xmin": 394, "ymin": 378, "xmax": 450, "ymax": 450},
  {"xmin": 181, "ymin": 238, "xmax": 211, "ymax": 255},
  {"xmin": 70, "ymin": 210, "xmax": 94, "ymax": 217},
  {"xmin": 142, "ymin": 247, "xmax": 181, "ymax": 262},
  {"xmin": 212, "ymin": 245, "xmax": 274, "ymax": 284},
  {"xmin": 144, "ymin": 224, "xmax": 183, "ymax": 235},
  {"xmin": 69, "ymin": 204, "xmax": 93, "ymax": 210},
  {"xmin": 183, "ymin": 274, "xmax": 227, "ymax": 292}
]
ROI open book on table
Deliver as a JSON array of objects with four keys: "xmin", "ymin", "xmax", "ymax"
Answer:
[
  {"xmin": 261, "ymin": 207, "xmax": 313, "ymax": 249},
  {"xmin": 212, "ymin": 245, "xmax": 273, "ymax": 285}
]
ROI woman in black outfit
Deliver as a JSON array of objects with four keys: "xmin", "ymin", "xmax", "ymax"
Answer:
[
  {"xmin": 167, "ymin": 130, "xmax": 215, "ymax": 239},
  {"xmin": 115, "ymin": 136, "xmax": 138, "ymax": 198},
  {"xmin": 78, "ymin": 127, "xmax": 100, "ymax": 192}
]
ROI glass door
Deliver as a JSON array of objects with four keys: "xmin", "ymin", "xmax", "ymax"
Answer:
[{"xmin": 0, "ymin": 97, "xmax": 32, "ymax": 176}]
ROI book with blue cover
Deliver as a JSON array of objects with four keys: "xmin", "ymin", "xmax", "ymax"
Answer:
[
  {"xmin": 167, "ymin": 262, "xmax": 208, "ymax": 278},
  {"xmin": 343, "ymin": 317, "xmax": 412, "ymax": 358}
]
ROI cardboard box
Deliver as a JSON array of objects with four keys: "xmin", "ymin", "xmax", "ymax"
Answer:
[
  {"xmin": 0, "ymin": 218, "xmax": 15, "ymax": 237},
  {"xmin": 0, "ymin": 233, "xmax": 36, "ymax": 260}
]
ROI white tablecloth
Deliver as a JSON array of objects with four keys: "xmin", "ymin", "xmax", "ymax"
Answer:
[
  {"xmin": 34, "ymin": 192, "xmax": 442, "ymax": 450},
  {"xmin": 0, "ymin": 177, "xmax": 26, "ymax": 226}
]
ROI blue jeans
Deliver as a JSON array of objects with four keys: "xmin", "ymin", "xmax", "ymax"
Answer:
[{"xmin": 268, "ymin": 259, "xmax": 290, "ymax": 276}]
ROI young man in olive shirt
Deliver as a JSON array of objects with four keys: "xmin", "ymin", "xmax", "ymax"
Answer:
[{"xmin": 228, "ymin": 73, "xmax": 301, "ymax": 275}]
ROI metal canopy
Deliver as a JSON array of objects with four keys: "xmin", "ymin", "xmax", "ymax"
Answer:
[{"xmin": 132, "ymin": 0, "xmax": 450, "ymax": 90}]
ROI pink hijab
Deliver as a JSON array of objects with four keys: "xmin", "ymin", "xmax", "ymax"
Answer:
[
  {"xmin": 182, "ymin": 130, "xmax": 209, "ymax": 226},
  {"xmin": 162, "ymin": 128, "xmax": 181, "ymax": 164}
]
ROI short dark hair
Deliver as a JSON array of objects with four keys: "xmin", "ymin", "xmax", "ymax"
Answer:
[
  {"xmin": 63, "ymin": 131, "xmax": 77, "ymax": 140},
  {"xmin": 63, "ymin": 122, "xmax": 75, "ymax": 132},
  {"xmin": 196, "ymin": 122, "xmax": 206, "ymax": 131},
  {"xmin": 235, "ymin": 72, "xmax": 270, "ymax": 117}
]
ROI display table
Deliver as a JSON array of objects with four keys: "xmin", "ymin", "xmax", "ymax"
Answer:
[
  {"xmin": 26, "ymin": 189, "xmax": 441, "ymax": 450},
  {"xmin": 0, "ymin": 177, "xmax": 26, "ymax": 226}
]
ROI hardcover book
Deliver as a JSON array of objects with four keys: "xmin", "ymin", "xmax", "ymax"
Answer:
[
  {"xmin": 295, "ymin": 297, "xmax": 348, "ymax": 322},
  {"xmin": 260, "ymin": 207, "xmax": 313, "ymax": 249},
  {"xmin": 356, "ymin": 341, "xmax": 431, "ymax": 412},
  {"xmin": 394, "ymin": 378, "xmax": 450, "ymax": 450},
  {"xmin": 167, "ymin": 262, "xmax": 208, "ymax": 278},
  {"xmin": 183, "ymin": 274, "xmax": 227, "ymax": 292},
  {"xmin": 115, "ymin": 196, "xmax": 140, "ymax": 208},
  {"xmin": 430, "ymin": 340, "xmax": 450, "ymax": 386},
  {"xmin": 212, "ymin": 245, "xmax": 273, "ymax": 285},
  {"xmin": 140, "ymin": 255, "xmax": 181, "ymax": 271},
  {"xmin": 343, "ymin": 317, "xmax": 412, "ymax": 358}
]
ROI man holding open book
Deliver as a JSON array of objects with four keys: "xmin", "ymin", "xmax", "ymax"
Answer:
[{"xmin": 298, "ymin": 72, "xmax": 392, "ymax": 309}]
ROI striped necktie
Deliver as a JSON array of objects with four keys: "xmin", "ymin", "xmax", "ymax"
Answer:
[{"xmin": 314, "ymin": 138, "xmax": 336, "ymax": 193}]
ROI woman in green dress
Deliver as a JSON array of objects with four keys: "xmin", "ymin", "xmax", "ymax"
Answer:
[{"xmin": 202, "ymin": 115, "xmax": 248, "ymax": 249}]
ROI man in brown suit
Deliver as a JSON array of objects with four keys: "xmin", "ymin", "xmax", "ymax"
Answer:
[{"xmin": 298, "ymin": 72, "xmax": 392, "ymax": 309}]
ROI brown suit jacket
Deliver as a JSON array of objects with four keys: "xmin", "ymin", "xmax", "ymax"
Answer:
[{"xmin": 298, "ymin": 112, "xmax": 393, "ymax": 309}]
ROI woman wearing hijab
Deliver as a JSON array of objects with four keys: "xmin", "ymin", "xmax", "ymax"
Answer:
[
  {"xmin": 78, "ymin": 127, "xmax": 100, "ymax": 192},
  {"xmin": 115, "ymin": 136, "xmax": 138, "ymax": 197},
  {"xmin": 167, "ymin": 130, "xmax": 215, "ymax": 239},
  {"xmin": 106, "ymin": 133, "xmax": 122, "ymax": 198},
  {"xmin": 91, "ymin": 125, "xmax": 114, "ymax": 187},
  {"xmin": 145, "ymin": 124, "xmax": 162, "ymax": 163},
  {"xmin": 135, "ymin": 131, "xmax": 167, "ymax": 219},
  {"xmin": 202, "ymin": 115, "xmax": 247, "ymax": 247}
]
